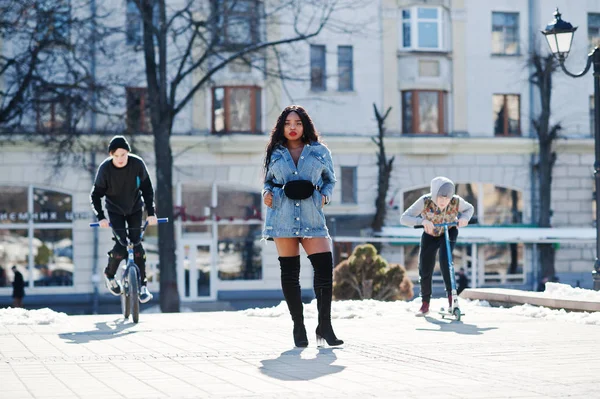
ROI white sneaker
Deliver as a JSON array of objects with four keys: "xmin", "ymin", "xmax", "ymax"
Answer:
[
  {"xmin": 139, "ymin": 286, "xmax": 153, "ymax": 303},
  {"xmin": 104, "ymin": 275, "xmax": 121, "ymax": 296}
]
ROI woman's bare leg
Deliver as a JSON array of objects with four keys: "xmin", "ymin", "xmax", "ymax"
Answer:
[
  {"xmin": 300, "ymin": 237, "xmax": 331, "ymax": 255},
  {"xmin": 274, "ymin": 237, "xmax": 301, "ymax": 256}
]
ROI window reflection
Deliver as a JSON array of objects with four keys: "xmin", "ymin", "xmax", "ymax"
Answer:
[
  {"xmin": 33, "ymin": 188, "xmax": 73, "ymax": 223},
  {"xmin": 482, "ymin": 185, "xmax": 522, "ymax": 225},
  {"xmin": 33, "ymin": 229, "xmax": 73, "ymax": 286},
  {"xmin": 483, "ymin": 243, "xmax": 524, "ymax": 283},
  {"xmin": 0, "ymin": 187, "xmax": 28, "ymax": 224},
  {"xmin": 213, "ymin": 88, "xmax": 225, "ymax": 133},
  {"xmin": 215, "ymin": 187, "xmax": 261, "ymax": 220},
  {"xmin": 0, "ymin": 230, "xmax": 29, "ymax": 287},
  {"xmin": 0, "ymin": 186, "xmax": 75, "ymax": 288},
  {"xmin": 180, "ymin": 183, "xmax": 212, "ymax": 221},
  {"xmin": 218, "ymin": 224, "xmax": 262, "ymax": 280},
  {"xmin": 228, "ymin": 88, "xmax": 252, "ymax": 131}
]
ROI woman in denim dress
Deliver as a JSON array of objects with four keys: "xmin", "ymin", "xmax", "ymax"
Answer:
[{"xmin": 262, "ymin": 105, "xmax": 343, "ymax": 348}]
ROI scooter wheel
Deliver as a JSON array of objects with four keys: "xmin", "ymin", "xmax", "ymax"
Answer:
[{"xmin": 453, "ymin": 308, "xmax": 461, "ymax": 321}]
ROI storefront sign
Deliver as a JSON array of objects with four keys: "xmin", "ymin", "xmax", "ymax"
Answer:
[{"xmin": 0, "ymin": 212, "xmax": 92, "ymax": 222}]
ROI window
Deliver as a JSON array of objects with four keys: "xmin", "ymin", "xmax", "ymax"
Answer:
[
  {"xmin": 338, "ymin": 46, "xmax": 353, "ymax": 91},
  {"xmin": 341, "ymin": 167, "xmax": 357, "ymax": 204},
  {"xmin": 218, "ymin": 225, "xmax": 262, "ymax": 280},
  {"xmin": 589, "ymin": 13, "xmax": 600, "ymax": 49},
  {"xmin": 178, "ymin": 183, "xmax": 263, "ymax": 283},
  {"xmin": 402, "ymin": 90, "xmax": 445, "ymax": 134},
  {"xmin": 492, "ymin": 12, "xmax": 519, "ymax": 55},
  {"xmin": 126, "ymin": 87, "xmax": 151, "ymax": 133},
  {"xmin": 0, "ymin": 187, "xmax": 74, "ymax": 288},
  {"xmin": 35, "ymin": 88, "xmax": 70, "ymax": 132},
  {"xmin": 126, "ymin": 0, "xmax": 142, "ymax": 46},
  {"xmin": 37, "ymin": 0, "xmax": 71, "ymax": 44},
  {"xmin": 399, "ymin": 7, "xmax": 443, "ymax": 51},
  {"xmin": 212, "ymin": 86, "xmax": 262, "ymax": 134},
  {"xmin": 310, "ymin": 45, "xmax": 326, "ymax": 91},
  {"xmin": 493, "ymin": 94, "xmax": 521, "ymax": 136},
  {"xmin": 213, "ymin": 0, "xmax": 260, "ymax": 48},
  {"xmin": 126, "ymin": 0, "xmax": 160, "ymax": 47}
]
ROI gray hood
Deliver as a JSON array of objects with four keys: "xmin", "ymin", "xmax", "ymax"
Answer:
[{"xmin": 430, "ymin": 176, "xmax": 455, "ymax": 202}]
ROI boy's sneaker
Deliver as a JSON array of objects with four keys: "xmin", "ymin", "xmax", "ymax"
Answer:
[
  {"xmin": 139, "ymin": 286, "xmax": 153, "ymax": 303},
  {"xmin": 416, "ymin": 301, "xmax": 430, "ymax": 317},
  {"xmin": 104, "ymin": 274, "xmax": 121, "ymax": 296}
]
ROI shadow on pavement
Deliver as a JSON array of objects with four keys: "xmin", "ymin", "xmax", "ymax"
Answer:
[
  {"xmin": 58, "ymin": 319, "xmax": 136, "ymax": 344},
  {"xmin": 417, "ymin": 316, "xmax": 498, "ymax": 335},
  {"xmin": 259, "ymin": 347, "xmax": 345, "ymax": 381}
]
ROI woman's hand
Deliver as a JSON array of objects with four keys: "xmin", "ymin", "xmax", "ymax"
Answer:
[
  {"xmin": 263, "ymin": 191, "xmax": 273, "ymax": 208},
  {"xmin": 321, "ymin": 195, "xmax": 326, "ymax": 208},
  {"xmin": 422, "ymin": 220, "xmax": 434, "ymax": 235},
  {"xmin": 457, "ymin": 218, "xmax": 469, "ymax": 228},
  {"xmin": 99, "ymin": 219, "xmax": 110, "ymax": 228},
  {"xmin": 147, "ymin": 216, "xmax": 158, "ymax": 225}
]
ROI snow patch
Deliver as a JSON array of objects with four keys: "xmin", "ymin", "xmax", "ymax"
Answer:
[{"xmin": 0, "ymin": 308, "xmax": 68, "ymax": 325}]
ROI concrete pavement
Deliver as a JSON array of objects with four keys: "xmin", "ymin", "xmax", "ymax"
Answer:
[{"xmin": 0, "ymin": 304, "xmax": 596, "ymax": 399}]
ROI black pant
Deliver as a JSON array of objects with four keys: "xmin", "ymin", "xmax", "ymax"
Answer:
[
  {"xmin": 106, "ymin": 210, "xmax": 147, "ymax": 285},
  {"xmin": 418, "ymin": 228, "xmax": 458, "ymax": 303}
]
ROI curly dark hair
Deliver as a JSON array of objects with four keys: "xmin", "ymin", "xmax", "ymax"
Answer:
[{"xmin": 263, "ymin": 105, "xmax": 321, "ymax": 172}]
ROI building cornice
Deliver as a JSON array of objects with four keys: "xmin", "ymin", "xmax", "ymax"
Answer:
[{"xmin": 1, "ymin": 134, "xmax": 592, "ymax": 156}]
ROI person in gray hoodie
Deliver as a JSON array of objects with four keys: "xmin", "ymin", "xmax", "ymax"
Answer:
[{"xmin": 400, "ymin": 176, "xmax": 474, "ymax": 316}]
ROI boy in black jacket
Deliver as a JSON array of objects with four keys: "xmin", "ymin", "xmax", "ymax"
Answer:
[{"xmin": 90, "ymin": 136, "xmax": 157, "ymax": 303}]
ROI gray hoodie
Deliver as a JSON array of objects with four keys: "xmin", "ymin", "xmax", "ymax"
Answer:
[{"xmin": 400, "ymin": 176, "xmax": 474, "ymax": 227}]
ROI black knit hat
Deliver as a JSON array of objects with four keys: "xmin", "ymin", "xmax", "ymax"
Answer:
[{"xmin": 108, "ymin": 135, "xmax": 131, "ymax": 153}]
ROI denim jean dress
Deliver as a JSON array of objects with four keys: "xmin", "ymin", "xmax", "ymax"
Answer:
[{"xmin": 262, "ymin": 142, "xmax": 336, "ymax": 239}]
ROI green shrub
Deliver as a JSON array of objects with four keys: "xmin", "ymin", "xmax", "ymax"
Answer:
[{"xmin": 333, "ymin": 243, "xmax": 414, "ymax": 301}]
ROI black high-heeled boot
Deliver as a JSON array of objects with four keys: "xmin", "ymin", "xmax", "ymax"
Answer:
[
  {"xmin": 308, "ymin": 252, "xmax": 343, "ymax": 347},
  {"xmin": 279, "ymin": 256, "xmax": 308, "ymax": 347}
]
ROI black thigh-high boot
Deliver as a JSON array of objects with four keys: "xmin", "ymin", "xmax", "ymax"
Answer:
[
  {"xmin": 308, "ymin": 251, "xmax": 343, "ymax": 346},
  {"xmin": 279, "ymin": 256, "xmax": 308, "ymax": 347}
]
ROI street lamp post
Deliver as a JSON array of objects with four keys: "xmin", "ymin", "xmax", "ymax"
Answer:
[{"xmin": 542, "ymin": 9, "xmax": 600, "ymax": 290}]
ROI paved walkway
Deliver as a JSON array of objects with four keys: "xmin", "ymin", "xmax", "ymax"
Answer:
[{"xmin": 0, "ymin": 304, "xmax": 596, "ymax": 398}]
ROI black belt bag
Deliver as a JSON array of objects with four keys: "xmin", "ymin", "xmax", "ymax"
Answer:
[{"xmin": 274, "ymin": 180, "xmax": 316, "ymax": 200}]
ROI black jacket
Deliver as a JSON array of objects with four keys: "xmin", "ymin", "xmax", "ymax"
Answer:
[
  {"xmin": 12, "ymin": 271, "xmax": 25, "ymax": 298},
  {"xmin": 90, "ymin": 154, "xmax": 155, "ymax": 220}
]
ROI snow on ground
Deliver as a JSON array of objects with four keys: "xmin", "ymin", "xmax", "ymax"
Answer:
[
  {"xmin": 543, "ymin": 282, "xmax": 600, "ymax": 301},
  {"xmin": 1, "ymin": 284, "xmax": 598, "ymax": 326},
  {"xmin": 505, "ymin": 303, "xmax": 600, "ymax": 325},
  {"xmin": 243, "ymin": 297, "xmax": 488, "ymax": 320},
  {"xmin": 0, "ymin": 307, "xmax": 68, "ymax": 325},
  {"xmin": 244, "ymin": 283, "xmax": 600, "ymax": 326}
]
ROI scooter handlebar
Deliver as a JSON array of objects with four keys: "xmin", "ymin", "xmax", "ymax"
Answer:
[{"xmin": 414, "ymin": 221, "xmax": 458, "ymax": 229}]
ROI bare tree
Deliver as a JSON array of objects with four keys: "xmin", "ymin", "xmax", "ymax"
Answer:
[
  {"xmin": 0, "ymin": 0, "xmax": 119, "ymax": 135},
  {"xmin": 530, "ymin": 50, "xmax": 561, "ymax": 280},
  {"xmin": 132, "ymin": 0, "xmax": 369, "ymax": 312},
  {"xmin": 371, "ymin": 103, "xmax": 394, "ymax": 233}
]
